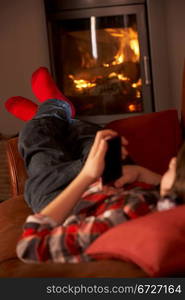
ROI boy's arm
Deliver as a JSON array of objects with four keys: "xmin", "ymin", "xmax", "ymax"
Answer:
[
  {"xmin": 40, "ymin": 171, "xmax": 93, "ymax": 224},
  {"xmin": 114, "ymin": 165, "xmax": 162, "ymax": 188},
  {"xmin": 40, "ymin": 129, "xmax": 118, "ymax": 224}
]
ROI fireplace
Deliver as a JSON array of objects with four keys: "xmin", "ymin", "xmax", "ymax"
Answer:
[{"xmin": 44, "ymin": 0, "xmax": 154, "ymax": 124}]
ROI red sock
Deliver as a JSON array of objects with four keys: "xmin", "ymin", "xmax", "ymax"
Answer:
[
  {"xmin": 31, "ymin": 67, "xmax": 76, "ymax": 118},
  {"xmin": 5, "ymin": 96, "xmax": 38, "ymax": 121}
]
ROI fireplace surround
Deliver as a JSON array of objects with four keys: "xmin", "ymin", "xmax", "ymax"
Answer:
[{"xmin": 44, "ymin": 0, "xmax": 170, "ymax": 124}]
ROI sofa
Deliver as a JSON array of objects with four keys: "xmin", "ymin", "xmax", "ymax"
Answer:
[
  {"xmin": 0, "ymin": 64, "xmax": 185, "ymax": 278},
  {"xmin": 0, "ymin": 103, "xmax": 185, "ymax": 278}
]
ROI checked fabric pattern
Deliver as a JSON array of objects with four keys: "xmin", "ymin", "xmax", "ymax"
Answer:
[{"xmin": 16, "ymin": 182, "xmax": 176, "ymax": 263}]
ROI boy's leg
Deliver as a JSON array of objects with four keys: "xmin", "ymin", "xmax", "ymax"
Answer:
[
  {"xmin": 19, "ymin": 99, "xmax": 101, "ymax": 212},
  {"xmin": 67, "ymin": 119, "xmax": 102, "ymax": 163}
]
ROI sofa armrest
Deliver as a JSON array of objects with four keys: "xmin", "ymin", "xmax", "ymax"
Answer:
[{"xmin": 5, "ymin": 138, "xmax": 27, "ymax": 197}]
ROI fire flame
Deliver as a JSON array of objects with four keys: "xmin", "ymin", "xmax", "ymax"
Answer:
[
  {"xmin": 105, "ymin": 27, "xmax": 140, "ymax": 65},
  {"xmin": 132, "ymin": 78, "xmax": 142, "ymax": 88},
  {"xmin": 128, "ymin": 104, "xmax": 137, "ymax": 112},
  {"xmin": 112, "ymin": 53, "xmax": 124, "ymax": 65},
  {"xmin": 130, "ymin": 40, "xmax": 140, "ymax": 58},
  {"xmin": 108, "ymin": 72, "xmax": 129, "ymax": 81},
  {"xmin": 69, "ymin": 75, "xmax": 96, "ymax": 91},
  {"xmin": 68, "ymin": 27, "xmax": 141, "ymax": 96},
  {"xmin": 136, "ymin": 90, "xmax": 141, "ymax": 98}
]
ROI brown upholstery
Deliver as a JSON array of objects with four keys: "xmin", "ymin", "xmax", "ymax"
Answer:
[
  {"xmin": 0, "ymin": 257, "xmax": 146, "ymax": 278},
  {"xmin": 181, "ymin": 59, "xmax": 185, "ymax": 134},
  {"xmin": 0, "ymin": 194, "xmax": 146, "ymax": 278},
  {"xmin": 6, "ymin": 137, "xmax": 27, "ymax": 197}
]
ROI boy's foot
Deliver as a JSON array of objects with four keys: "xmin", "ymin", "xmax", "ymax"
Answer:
[
  {"xmin": 31, "ymin": 67, "xmax": 76, "ymax": 118},
  {"xmin": 5, "ymin": 96, "xmax": 38, "ymax": 121}
]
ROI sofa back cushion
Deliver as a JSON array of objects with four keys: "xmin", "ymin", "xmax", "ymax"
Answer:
[{"xmin": 107, "ymin": 109, "xmax": 182, "ymax": 174}]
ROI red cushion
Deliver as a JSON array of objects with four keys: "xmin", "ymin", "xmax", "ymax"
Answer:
[
  {"xmin": 85, "ymin": 205, "xmax": 185, "ymax": 277},
  {"xmin": 107, "ymin": 109, "xmax": 182, "ymax": 174}
]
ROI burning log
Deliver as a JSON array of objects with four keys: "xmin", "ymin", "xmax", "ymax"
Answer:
[{"xmin": 70, "ymin": 62, "xmax": 140, "ymax": 83}]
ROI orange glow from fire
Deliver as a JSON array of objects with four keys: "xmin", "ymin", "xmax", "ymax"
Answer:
[
  {"xmin": 103, "ymin": 63, "xmax": 110, "ymax": 67},
  {"xmin": 69, "ymin": 75, "xmax": 96, "ymax": 91},
  {"xmin": 67, "ymin": 27, "xmax": 141, "ymax": 102},
  {"xmin": 105, "ymin": 28, "xmax": 140, "ymax": 64},
  {"xmin": 130, "ymin": 40, "xmax": 140, "ymax": 57},
  {"xmin": 112, "ymin": 53, "xmax": 125, "ymax": 65},
  {"xmin": 108, "ymin": 72, "xmax": 129, "ymax": 81},
  {"xmin": 128, "ymin": 104, "xmax": 137, "ymax": 112},
  {"xmin": 132, "ymin": 78, "xmax": 142, "ymax": 88},
  {"xmin": 136, "ymin": 90, "xmax": 141, "ymax": 98}
]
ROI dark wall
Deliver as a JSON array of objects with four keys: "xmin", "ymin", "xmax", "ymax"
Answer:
[{"xmin": 0, "ymin": 0, "xmax": 50, "ymax": 135}]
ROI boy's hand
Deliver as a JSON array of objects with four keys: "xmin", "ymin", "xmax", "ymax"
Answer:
[
  {"xmin": 120, "ymin": 136, "xmax": 129, "ymax": 159},
  {"xmin": 81, "ymin": 129, "xmax": 116, "ymax": 181},
  {"xmin": 114, "ymin": 165, "xmax": 161, "ymax": 188},
  {"xmin": 160, "ymin": 157, "xmax": 176, "ymax": 197},
  {"xmin": 81, "ymin": 129, "xmax": 129, "ymax": 184},
  {"xmin": 81, "ymin": 129, "xmax": 118, "ymax": 182},
  {"xmin": 114, "ymin": 165, "xmax": 141, "ymax": 187}
]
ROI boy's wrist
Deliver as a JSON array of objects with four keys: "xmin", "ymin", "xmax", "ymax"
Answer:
[
  {"xmin": 138, "ymin": 166, "xmax": 161, "ymax": 185},
  {"xmin": 78, "ymin": 169, "xmax": 97, "ymax": 187}
]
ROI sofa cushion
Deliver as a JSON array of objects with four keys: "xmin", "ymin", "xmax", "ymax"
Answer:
[
  {"xmin": 85, "ymin": 204, "xmax": 185, "ymax": 277},
  {"xmin": 107, "ymin": 109, "xmax": 182, "ymax": 174},
  {"xmin": 0, "ymin": 195, "xmax": 31, "ymax": 262},
  {"xmin": 0, "ymin": 257, "xmax": 146, "ymax": 278}
]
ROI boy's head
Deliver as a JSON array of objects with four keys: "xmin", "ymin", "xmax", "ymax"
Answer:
[{"xmin": 160, "ymin": 142, "xmax": 185, "ymax": 202}]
